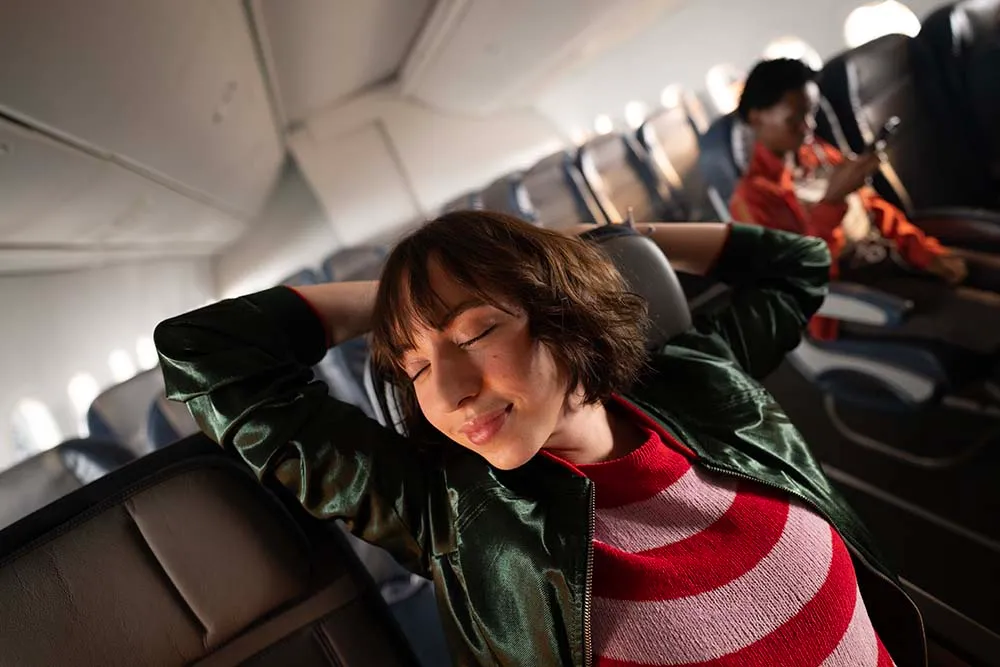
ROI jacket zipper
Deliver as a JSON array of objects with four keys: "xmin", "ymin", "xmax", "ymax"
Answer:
[
  {"xmin": 697, "ymin": 461, "xmax": 928, "ymax": 667},
  {"xmin": 583, "ymin": 484, "xmax": 595, "ymax": 667}
]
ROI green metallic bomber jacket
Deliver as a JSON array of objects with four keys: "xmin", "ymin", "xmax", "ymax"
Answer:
[{"xmin": 155, "ymin": 223, "xmax": 926, "ymax": 667}]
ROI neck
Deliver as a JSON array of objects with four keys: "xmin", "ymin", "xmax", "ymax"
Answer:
[{"xmin": 542, "ymin": 393, "xmax": 646, "ymax": 465}]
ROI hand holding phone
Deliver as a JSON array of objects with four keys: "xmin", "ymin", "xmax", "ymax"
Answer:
[
  {"xmin": 869, "ymin": 116, "xmax": 901, "ymax": 153},
  {"xmin": 822, "ymin": 153, "xmax": 882, "ymax": 203}
]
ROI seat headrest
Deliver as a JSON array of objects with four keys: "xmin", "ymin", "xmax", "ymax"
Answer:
[
  {"xmin": 146, "ymin": 393, "xmax": 200, "ymax": 449},
  {"xmin": 0, "ymin": 438, "xmax": 133, "ymax": 530},
  {"xmin": 478, "ymin": 174, "xmax": 537, "ymax": 223},
  {"xmin": 278, "ymin": 268, "xmax": 321, "ymax": 287},
  {"xmin": 322, "ymin": 246, "xmax": 388, "ymax": 283},
  {"xmin": 523, "ymin": 150, "xmax": 606, "ymax": 228},
  {"xmin": 580, "ymin": 224, "xmax": 691, "ymax": 350},
  {"xmin": 86, "ymin": 369, "xmax": 166, "ymax": 455},
  {"xmin": 697, "ymin": 112, "xmax": 754, "ymax": 206}
]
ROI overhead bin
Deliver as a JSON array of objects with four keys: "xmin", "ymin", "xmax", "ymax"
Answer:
[
  {"xmin": 399, "ymin": 0, "xmax": 677, "ymax": 115},
  {"xmin": 0, "ymin": 118, "xmax": 245, "ymax": 273},
  {"xmin": 0, "ymin": 0, "xmax": 284, "ymax": 218}
]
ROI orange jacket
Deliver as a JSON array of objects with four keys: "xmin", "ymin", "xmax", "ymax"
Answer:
[{"xmin": 729, "ymin": 139, "xmax": 945, "ymax": 339}]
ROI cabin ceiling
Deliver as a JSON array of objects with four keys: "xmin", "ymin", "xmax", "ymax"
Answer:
[
  {"xmin": 0, "ymin": 0, "xmax": 680, "ymax": 276},
  {"xmin": 251, "ymin": 0, "xmax": 435, "ymax": 128}
]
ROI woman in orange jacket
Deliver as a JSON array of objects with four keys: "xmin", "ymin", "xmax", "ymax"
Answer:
[{"xmin": 730, "ymin": 58, "xmax": 1000, "ymax": 354}]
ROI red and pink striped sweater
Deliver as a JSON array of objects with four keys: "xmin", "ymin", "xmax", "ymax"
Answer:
[{"xmin": 554, "ymin": 399, "xmax": 895, "ymax": 666}]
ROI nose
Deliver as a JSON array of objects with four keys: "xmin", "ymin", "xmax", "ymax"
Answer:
[{"xmin": 431, "ymin": 348, "xmax": 482, "ymax": 412}]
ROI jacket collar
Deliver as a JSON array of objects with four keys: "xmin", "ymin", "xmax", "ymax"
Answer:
[
  {"xmin": 747, "ymin": 140, "xmax": 789, "ymax": 183},
  {"xmin": 746, "ymin": 140, "xmax": 825, "ymax": 189}
]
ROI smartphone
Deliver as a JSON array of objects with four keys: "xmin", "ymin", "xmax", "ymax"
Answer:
[{"xmin": 869, "ymin": 116, "xmax": 901, "ymax": 152}]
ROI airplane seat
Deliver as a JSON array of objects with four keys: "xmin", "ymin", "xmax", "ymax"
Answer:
[
  {"xmin": 476, "ymin": 173, "xmax": 538, "ymax": 223},
  {"xmin": 317, "ymin": 339, "xmax": 376, "ymax": 419},
  {"xmin": 440, "ymin": 191, "xmax": 481, "ymax": 214},
  {"xmin": 0, "ymin": 438, "xmax": 134, "ymax": 530},
  {"xmin": 313, "ymin": 246, "xmax": 391, "ymax": 419},
  {"xmin": 697, "ymin": 112, "xmax": 755, "ymax": 219},
  {"xmin": 520, "ymin": 150, "xmax": 608, "ymax": 229},
  {"xmin": 86, "ymin": 368, "xmax": 166, "ymax": 457},
  {"xmin": 692, "ymin": 108, "xmax": 1000, "ymax": 454},
  {"xmin": 279, "ymin": 267, "xmax": 322, "ymax": 288},
  {"xmin": 0, "ymin": 434, "xmax": 424, "ymax": 667},
  {"xmin": 919, "ymin": 0, "xmax": 1000, "ymax": 189},
  {"xmin": 637, "ymin": 104, "xmax": 721, "ymax": 222},
  {"xmin": 321, "ymin": 246, "xmax": 388, "ymax": 283},
  {"xmin": 146, "ymin": 391, "xmax": 200, "ymax": 449},
  {"xmin": 577, "ymin": 133, "xmax": 685, "ymax": 223},
  {"xmin": 817, "ymin": 34, "xmax": 997, "ymax": 212}
]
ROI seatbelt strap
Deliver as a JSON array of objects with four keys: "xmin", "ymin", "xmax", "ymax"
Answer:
[{"xmin": 191, "ymin": 575, "xmax": 359, "ymax": 667}]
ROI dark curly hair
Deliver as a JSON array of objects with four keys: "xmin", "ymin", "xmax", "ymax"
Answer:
[
  {"xmin": 369, "ymin": 211, "xmax": 650, "ymax": 438},
  {"xmin": 738, "ymin": 58, "xmax": 816, "ymax": 122}
]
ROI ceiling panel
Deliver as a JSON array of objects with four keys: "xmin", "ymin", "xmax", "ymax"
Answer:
[
  {"xmin": 0, "ymin": 246, "xmax": 215, "ymax": 277},
  {"xmin": 0, "ymin": 0, "xmax": 284, "ymax": 217},
  {"xmin": 254, "ymin": 0, "xmax": 433, "ymax": 125},
  {"xmin": 0, "ymin": 122, "xmax": 104, "ymax": 240},
  {"xmin": 400, "ymin": 0, "xmax": 676, "ymax": 115},
  {"xmin": 290, "ymin": 121, "xmax": 421, "ymax": 247},
  {"xmin": 0, "ymin": 118, "xmax": 245, "ymax": 255}
]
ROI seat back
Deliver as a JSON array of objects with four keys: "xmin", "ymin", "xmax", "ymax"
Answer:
[
  {"xmin": 577, "ymin": 133, "xmax": 683, "ymax": 223},
  {"xmin": 477, "ymin": 174, "xmax": 537, "ymax": 222},
  {"xmin": 818, "ymin": 34, "xmax": 992, "ymax": 210},
  {"xmin": 0, "ymin": 438, "xmax": 134, "ymax": 530},
  {"xmin": 697, "ymin": 112, "xmax": 755, "ymax": 219},
  {"xmin": 322, "ymin": 246, "xmax": 388, "ymax": 283},
  {"xmin": 86, "ymin": 368, "xmax": 166, "ymax": 456},
  {"xmin": 919, "ymin": 0, "xmax": 1000, "ymax": 185},
  {"xmin": 147, "ymin": 392, "xmax": 200, "ymax": 449},
  {"xmin": 638, "ymin": 105, "xmax": 719, "ymax": 221},
  {"xmin": 440, "ymin": 191, "xmax": 480, "ymax": 214},
  {"xmin": 317, "ymin": 246, "xmax": 389, "ymax": 418},
  {"xmin": 580, "ymin": 225, "xmax": 692, "ymax": 349},
  {"xmin": 279, "ymin": 268, "xmax": 322, "ymax": 288},
  {"xmin": 0, "ymin": 435, "xmax": 421, "ymax": 667},
  {"xmin": 521, "ymin": 150, "xmax": 607, "ymax": 229}
]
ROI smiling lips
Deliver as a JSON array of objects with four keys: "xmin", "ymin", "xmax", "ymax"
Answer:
[{"xmin": 459, "ymin": 405, "xmax": 512, "ymax": 446}]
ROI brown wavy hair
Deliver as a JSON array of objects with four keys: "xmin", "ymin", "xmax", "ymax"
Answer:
[{"xmin": 369, "ymin": 211, "xmax": 649, "ymax": 436}]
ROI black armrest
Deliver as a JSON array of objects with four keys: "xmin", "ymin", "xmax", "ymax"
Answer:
[
  {"xmin": 909, "ymin": 208, "xmax": 1000, "ymax": 253},
  {"xmin": 817, "ymin": 282, "xmax": 913, "ymax": 327}
]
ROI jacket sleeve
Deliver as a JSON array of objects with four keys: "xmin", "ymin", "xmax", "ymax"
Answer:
[
  {"xmin": 683, "ymin": 223, "xmax": 831, "ymax": 380},
  {"xmin": 154, "ymin": 286, "xmax": 431, "ymax": 574},
  {"xmin": 730, "ymin": 181, "xmax": 803, "ymax": 234},
  {"xmin": 864, "ymin": 190, "xmax": 946, "ymax": 269}
]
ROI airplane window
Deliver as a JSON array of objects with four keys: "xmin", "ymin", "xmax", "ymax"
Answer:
[
  {"xmin": 624, "ymin": 101, "xmax": 649, "ymax": 129},
  {"xmin": 763, "ymin": 36, "xmax": 823, "ymax": 70},
  {"xmin": 10, "ymin": 398, "xmax": 63, "ymax": 462},
  {"xmin": 568, "ymin": 127, "xmax": 590, "ymax": 146},
  {"xmin": 67, "ymin": 373, "xmax": 100, "ymax": 436},
  {"xmin": 135, "ymin": 336, "xmax": 159, "ymax": 370},
  {"xmin": 706, "ymin": 64, "xmax": 746, "ymax": 115},
  {"xmin": 844, "ymin": 0, "xmax": 921, "ymax": 48},
  {"xmin": 593, "ymin": 114, "xmax": 614, "ymax": 135},
  {"xmin": 108, "ymin": 349, "xmax": 137, "ymax": 383},
  {"xmin": 660, "ymin": 85, "xmax": 682, "ymax": 109}
]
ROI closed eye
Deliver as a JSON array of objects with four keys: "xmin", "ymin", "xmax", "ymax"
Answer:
[
  {"xmin": 409, "ymin": 325, "xmax": 497, "ymax": 382},
  {"xmin": 459, "ymin": 325, "xmax": 497, "ymax": 349}
]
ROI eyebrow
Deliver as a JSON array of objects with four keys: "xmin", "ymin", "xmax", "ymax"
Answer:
[
  {"xmin": 438, "ymin": 298, "xmax": 486, "ymax": 329},
  {"xmin": 398, "ymin": 298, "xmax": 486, "ymax": 356}
]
